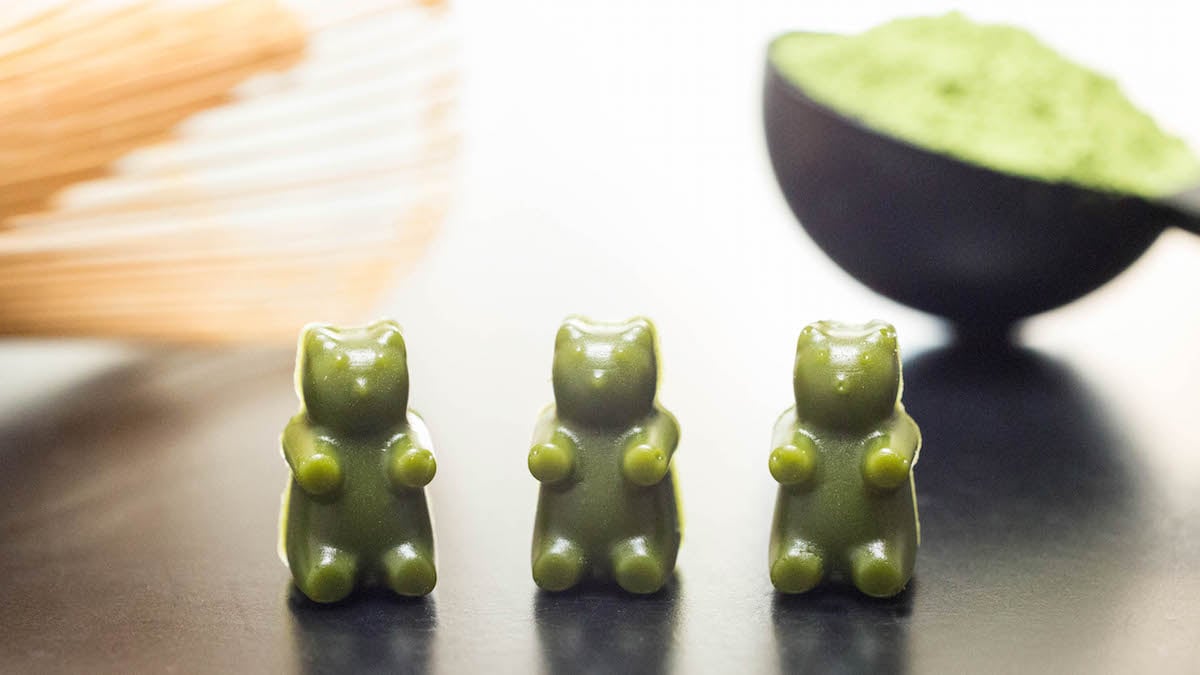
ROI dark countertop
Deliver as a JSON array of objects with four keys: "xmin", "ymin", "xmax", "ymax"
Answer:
[{"xmin": 1, "ymin": 307, "xmax": 1197, "ymax": 673}]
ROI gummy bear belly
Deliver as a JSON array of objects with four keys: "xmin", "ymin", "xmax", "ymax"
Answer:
[
  {"xmin": 535, "ymin": 441, "xmax": 678, "ymax": 563},
  {"xmin": 538, "ymin": 484, "xmax": 677, "ymax": 563},
  {"xmin": 290, "ymin": 449, "xmax": 421, "ymax": 559},
  {"xmin": 774, "ymin": 471, "xmax": 914, "ymax": 562}
]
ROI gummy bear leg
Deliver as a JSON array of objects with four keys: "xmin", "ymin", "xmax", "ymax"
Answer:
[
  {"xmin": 382, "ymin": 542, "xmax": 437, "ymax": 597},
  {"xmin": 850, "ymin": 540, "xmax": 910, "ymax": 598},
  {"xmin": 532, "ymin": 537, "xmax": 586, "ymax": 592},
  {"xmin": 769, "ymin": 539, "xmax": 824, "ymax": 594},
  {"xmin": 611, "ymin": 536, "xmax": 668, "ymax": 595},
  {"xmin": 294, "ymin": 544, "xmax": 358, "ymax": 603}
]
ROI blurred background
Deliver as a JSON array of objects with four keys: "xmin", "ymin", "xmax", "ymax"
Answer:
[
  {"xmin": 3, "ymin": 0, "xmax": 1198, "ymax": 410},
  {"xmin": 1, "ymin": 1, "xmax": 1198, "ymax": 673}
]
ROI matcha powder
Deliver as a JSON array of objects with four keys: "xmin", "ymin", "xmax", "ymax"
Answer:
[{"xmin": 770, "ymin": 13, "xmax": 1200, "ymax": 196}]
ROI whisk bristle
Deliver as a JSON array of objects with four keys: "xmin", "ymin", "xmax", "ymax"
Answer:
[{"xmin": 0, "ymin": 0, "xmax": 456, "ymax": 343}]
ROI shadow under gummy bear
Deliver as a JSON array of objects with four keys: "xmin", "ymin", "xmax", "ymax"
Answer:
[
  {"xmin": 916, "ymin": 343, "xmax": 1141, "ymax": 659},
  {"xmin": 534, "ymin": 577, "xmax": 683, "ymax": 675},
  {"xmin": 773, "ymin": 582, "xmax": 914, "ymax": 675},
  {"xmin": 904, "ymin": 342, "xmax": 1144, "ymax": 559},
  {"xmin": 286, "ymin": 586, "xmax": 436, "ymax": 675}
]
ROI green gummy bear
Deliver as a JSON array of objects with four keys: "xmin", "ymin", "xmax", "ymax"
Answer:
[
  {"xmin": 529, "ymin": 316, "xmax": 681, "ymax": 595},
  {"xmin": 769, "ymin": 320, "xmax": 921, "ymax": 598},
  {"xmin": 280, "ymin": 320, "xmax": 437, "ymax": 603}
]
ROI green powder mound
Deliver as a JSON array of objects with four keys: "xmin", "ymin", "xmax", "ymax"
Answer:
[{"xmin": 770, "ymin": 13, "xmax": 1200, "ymax": 197}]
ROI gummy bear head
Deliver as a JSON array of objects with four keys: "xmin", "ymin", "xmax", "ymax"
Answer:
[
  {"xmin": 793, "ymin": 320, "xmax": 901, "ymax": 431},
  {"xmin": 297, "ymin": 320, "xmax": 410, "ymax": 434},
  {"xmin": 552, "ymin": 316, "xmax": 659, "ymax": 427}
]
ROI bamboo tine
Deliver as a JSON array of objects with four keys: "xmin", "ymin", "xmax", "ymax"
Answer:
[
  {"xmin": 0, "ymin": 3, "xmax": 153, "ymax": 66},
  {"xmin": 2, "ymin": 183, "xmax": 452, "ymax": 246},
  {"xmin": 0, "ymin": 2, "xmax": 74, "ymax": 39},
  {"xmin": 0, "ymin": 0, "xmax": 455, "ymax": 343},
  {"xmin": 0, "ymin": 3, "xmax": 209, "ymax": 84},
  {"xmin": 10, "ymin": 165, "xmax": 454, "ymax": 230},
  {"xmin": 0, "ymin": 59, "xmax": 452, "ymax": 165}
]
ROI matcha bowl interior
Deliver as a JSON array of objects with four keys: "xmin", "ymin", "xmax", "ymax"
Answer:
[{"xmin": 763, "ymin": 41, "xmax": 1200, "ymax": 328}]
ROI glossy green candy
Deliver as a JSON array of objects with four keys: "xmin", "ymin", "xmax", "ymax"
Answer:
[
  {"xmin": 769, "ymin": 320, "xmax": 920, "ymax": 598},
  {"xmin": 529, "ymin": 316, "xmax": 681, "ymax": 594},
  {"xmin": 280, "ymin": 320, "xmax": 437, "ymax": 603}
]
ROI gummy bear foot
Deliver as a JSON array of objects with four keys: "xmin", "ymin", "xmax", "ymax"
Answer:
[
  {"xmin": 383, "ymin": 543, "xmax": 437, "ymax": 597},
  {"xmin": 297, "ymin": 546, "xmax": 358, "ymax": 603},
  {"xmin": 533, "ymin": 538, "xmax": 586, "ymax": 592},
  {"xmin": 770, "ymin": 542, "xmax": 824, "ymax": 594},
  {"xmin": 612, "ymin": 537, "xmax": 667, "ymax": 595},
  {"xmin": 850, "ymin": 541, "xmax": 909, "ymax": 598}
]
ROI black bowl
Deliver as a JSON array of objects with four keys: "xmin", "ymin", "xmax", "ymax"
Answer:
[{"xmin": 763, "ymin": 44, "xmax": 1189, "ymax": 327}]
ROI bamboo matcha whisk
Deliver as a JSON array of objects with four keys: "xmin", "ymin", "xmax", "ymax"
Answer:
[{"xmin": 0, "ymin": 0, "xmax": 457, "ymax": 343}]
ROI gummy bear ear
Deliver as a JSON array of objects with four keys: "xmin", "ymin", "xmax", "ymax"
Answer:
[
  {"xmin": 796, "ymin": 322, "xmax": 827, "ymax": 352},
  {"xmin": 372, "ymin": 319, "xmax": 407, "ymax": 354},
  {"xmin": 621, "ymin": 317, "xmax": 656, "ymax": 348},
  {"xmin": 867, "ymin": 321, "xmax": 898, "ymax": 353},
  {"xmin": 556, "ymin": 317, "xmax": 588, "ymax": 349},
  {"xmin": 302, "ymin": 323, "xmax": 340, "ymax": 355}
]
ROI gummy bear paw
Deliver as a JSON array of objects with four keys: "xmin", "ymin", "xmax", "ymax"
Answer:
[
  {"xmin": 390, "ymin": 448, "xmax": 437, "ymax": 488},
  {"xmin": 769, "ymin": 443, "xmax": 817, "ymax": 486},
  {"xmin": 862, "ymin": 447, "xmax": 910, "ymax": 491},
  {"xmin": 528, "ymin": 442, "xmax": 573, "ymax": 483},
  {"xmin": 623, "ymin": 444, "xmax": 669, "ymax": 487},
  {"xmin": 295, "ymin": 453, "xmax": 342, "ymax": 496}
]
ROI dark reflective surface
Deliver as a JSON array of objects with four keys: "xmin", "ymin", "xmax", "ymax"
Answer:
[
  {"xmin": 773, "ymin": 585, "xmax": 912, "ymax": 675},
  {"xmin": 905, "ymin": 341, "xmax": 1143, "ymax": 560},
  {"xmin": 895, "ymin": 341, "xmax": 1152, "ymax": 672},
  {"xmin": 0, "ymin": 337, "xmax": 1195, "ymax": 673},
  {"xmin": 534, "ymin": 581, "xmax": 681, "ymax": 675},
  {"xmin": 288, "ymin": 588, "xmax": 437, "ymax": 675}
]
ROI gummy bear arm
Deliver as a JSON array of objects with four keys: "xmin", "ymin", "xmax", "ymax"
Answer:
[
  {"xmin": 641, "ymin": 409, "xmax": 680, "ymax": 459},
  {"xmin": 529, "ymin": 404, "xmax": 562, "ymax": 447},
  {"xmin": 385, "ymin": 432, "xmax": 417, "ymax": 456},
  {"xmin": 618, "ymin": 410, "xmax": 677, "ymax": 486},
  {"xmin": 282, "ymin": 414, "xmax": 342, "ymax": 495},
  {"xmin": 861, "ymin": 416, "xmax": 919, "ymax": 490},
  {"xmin": 897, "ymin": 414, "xmax": 921, "ymax": 464},
  {"xmin": 402, "ymin": 410, "xmax": 437, "ymax": 459},
  {"xmin": 281, "ymin": 414, "xmax": 337, "ymax": 472},
  {"xmin": 528, "ymin": 405, "xmax": 576, "ymax": 483},
  {"xmin": 873, "ymin": 414, "xmax": 920, "ymax": 464},
  {"xmin": 768, "ymin": 410, "xmax": 819, "ymax": 486},
  {"xmin": 770, "ymin": 407, "xmax": 801, "ymax": 451},
  {"xmin": 386, "ymin": 429, "xmax": 437, "ymax": 488}
]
